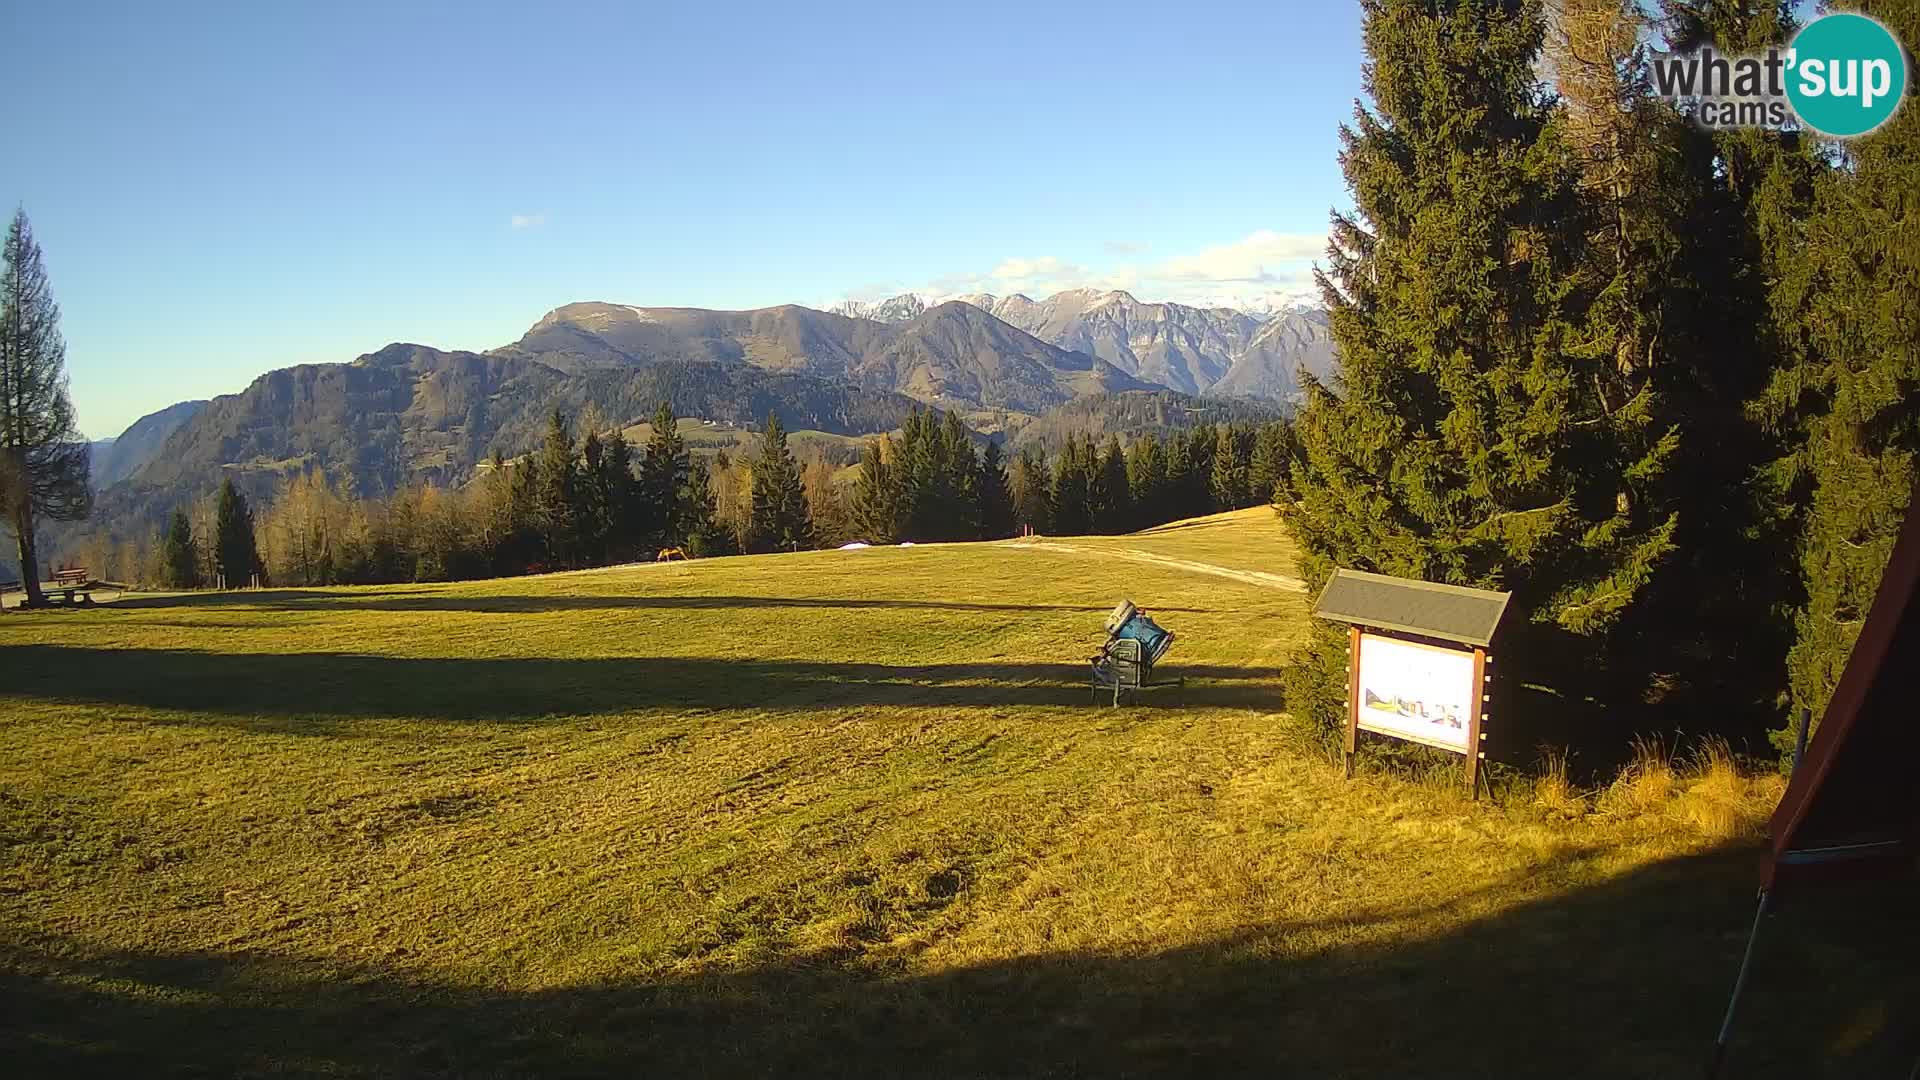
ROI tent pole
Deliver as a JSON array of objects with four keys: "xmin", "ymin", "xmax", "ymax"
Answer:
[{"xmin": 1708, "ymin": 888, "xmax": 1772, "ymax": 1079}]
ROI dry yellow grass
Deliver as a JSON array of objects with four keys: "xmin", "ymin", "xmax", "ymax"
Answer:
[{"xmin": 0, "ymin": 508, "xmax": 1907, "ymax": 1076}]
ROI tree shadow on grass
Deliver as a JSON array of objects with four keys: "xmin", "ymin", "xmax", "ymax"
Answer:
[
  {"xmin": 0, "ymin": 645, "xmax": 1283, "ymax": 727},
  {"xmin": 1, "ymin": 848, "xmax": 1911, "ymax": 1078},
  {"xmin": 109, "ymin": 592, "xmax": 1212, "ymax": 616}
]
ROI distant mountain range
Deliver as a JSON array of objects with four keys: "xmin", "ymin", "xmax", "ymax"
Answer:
[
  {"xmin": 75, "ymin": 291, "xmax": 1337, "ymax": 542},
  {"xmin": 497, "ymin": 299, "xmax": 1154, "ymax": 413},
  {"xmin": 838, "ymin": 289, "xmax": 1336, "ymax": 401}
]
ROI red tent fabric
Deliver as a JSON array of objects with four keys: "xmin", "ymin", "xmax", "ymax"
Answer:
[{"xmin": 1763, "ymin": 486, "xmax": 1920, "ymax": 889}]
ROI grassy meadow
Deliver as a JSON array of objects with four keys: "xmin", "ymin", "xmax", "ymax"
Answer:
[{"xmin": 1, "ymin": 509, "xmax": 1913, "ymax": 1077}]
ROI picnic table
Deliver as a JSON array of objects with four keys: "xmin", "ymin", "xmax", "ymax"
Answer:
[{"xmin": 49, "ymin": 567, "xmax": 93, "ymax": 605}]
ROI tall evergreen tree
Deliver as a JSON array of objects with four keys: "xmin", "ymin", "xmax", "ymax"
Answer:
[
  {"xmin": 640, "ymin": 401, "xmax": 689, "ymax": 548},
  {"xmin": 0, "ymin": 210, "xmax": 90, "ymax": 605},
  {"xmin": 747, "ymin": 414, "xmax": 813, "ymax": 553},
  {"xmin": 532, "ymin": 410, "xmax": 580, "ymax": 566},
  {"xmin": 1010, "ymin": 447, "xmax": 1053, "ymax": 534},
  {"xmin": 682, "ymin": 458, "xmax": 736, "ymax": 557},
  {"xmin": 577, "ymin": 429, "xmax": 613, "ymax": 564},
  {"xmin": 977, "ymin": 440, "xmax": 1015, "ymax": 540},
  {"xmin": 212, "ymin": 478, "xmax": 260, "ymax": 588},
  {"xmin": 1095, "ymin": 436, "xmax": 1131, "ymax": 533},
  {"xmin": 1049, "ymin": 436, "xmax": 1092, "ymax": 536},
  {"xmin": 852, "ymin": 436, "xmax": 906, "ymax": 543},
  {"xmin": 1279, "ymin": 0, "xmax": 1679, "ymax": 732},
  {"xmin": 1249, "ymin": 422, "xmax": 1291, "ymax": 505},
  {"xmin": 1127, "ymin": 432, "xmax": 1169, "ymax": 528},
  {"xmin": 1545, "ymin": 0, "xmax": 1802, "ymax": 729},
  {"xmin": 1753, "ymin": 0, "xmax": 1920, "ymax": 753},
  {"xmin": 940, "ymin": 411, "xmax": 981, "ymax": 540},
  {"xmin": 599, "ymin": 431, "xmax": 639, "ymax": 560},
  {"xmin": 1209, "ymin": 425, "xmax": 1252, "ymax": 511},
  {"xmin": 1165, "ymin": 432, "xmax": 1198, "ymax": 523},
  {"xmin": 163, "ymin": 510, "xmax": 198, "ymax": 589}
]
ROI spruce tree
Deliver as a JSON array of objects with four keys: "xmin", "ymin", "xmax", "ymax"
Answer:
[
  {"xmin": 852, "ymin": 436, "xmax": 905, "ymax": 543},
  {"xmin": 1165, "ymin": 433, "xmax": 1197, "ymax": 524},
  {"xmin": 164, "ymin": 510, "xmax": 198, "ymax": 589},
  {"xmin": 1753, "ymin": 0, "xmax": 1920, "ymax": 752},
  {"xmin": 682, "ymin": 459, "xmax": 736, "ymax": 557},
  {"xmin": 640, "ymin": 401, "xmax": 688, "ymax": 548},
  {"xmin": 1010, "ymin": 447, "xmax": 1053, "ymax": 534},
  {"xmin": 1209, "ymin": 425, "xmax": 1251, "ymax": 511},
  {"xmin": 532, "ymin": 410, "xmax": 579, "ymax": 567},
  {"xmin": 1249, "ymin": 422, "xmax": 1291, "ymax": 505},
  {"xmin": 977, "ymin": 440, "xmax": 1016, "ymax": 540},
  {"xmin": 1279, "ymin": 0, "xmax": 1679, "ymax": 732},
  {"xmin": 212, "ymin": 478, "xmax": 260, "ymax": 588},
  {"xmin": 577, "ymin": 429, "xmax": 612, "ymax": 564},
  {"xmin": 1049, "ymin": 436, "xmax": 1091, "ymax": 536},
  {"xmin": 0, "ymin": 210, "xmax": 90, "ymax": 605},
  {"xmin": 747, "ymin": 414, "xmax": 813, "ymax": 552},
  {"xmin": 1128, "ymin": 433, "xmax": 1168, "ymax": 527},
  {"xmin": 940, "ymin": 411, "xmax": 981, "ymax": 540},
  {"xmin": 1546, "ymin": 0, "xmax": 1801, "ymax": 728},
  {"xmin": 599, "ymin": 431, "xmax": 639, "ymax": 560},
  {"xmin": 1095, "ymin": 437, "xmax": 1131, "ymax": 533}
]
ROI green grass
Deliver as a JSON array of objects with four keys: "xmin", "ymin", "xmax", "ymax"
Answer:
[{"xmin": 1, "ymin": 509, "xmax": 1912, "ymax": 1077}]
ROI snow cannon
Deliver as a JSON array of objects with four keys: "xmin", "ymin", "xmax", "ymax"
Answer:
[{"xmin": 1104, "ymin": 599, "xmax": 1175, "ymax": 665}]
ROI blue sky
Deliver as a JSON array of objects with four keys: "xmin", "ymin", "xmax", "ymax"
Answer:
[{"xmin": 10, "ymin": 2, "xmax": 1363, "ymax": 437}]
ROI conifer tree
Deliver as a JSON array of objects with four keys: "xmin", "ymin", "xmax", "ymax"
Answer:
[
  {"xmin": 1165, "ymin": 432, "xmax": 1197, "ymax": 524},
  {"xmin": 577, "ymin": 429, "xmax": 612, "ymax": 564},
  {"xmin": 599, "ymin": 431, "xmax": 639, "ymax": 560},
  {"xmin": 163, "ymin": 510, "xmax": 198, "ymax": 589},
  {"xmin": 1753, "ymin": 0, "xmax": 1920, "ymax": 751},
  {"xmin": 1095, "ymin": 436, "xmax": 1131, "ymax": 533},
  {"xmin": 532, "ymin": 410, "xmax": 579, "ymax": 567},
  {"xmin": 682, "ymin": 458, "xmax": 736, "ymax": 557},
  {"xmin": 747, "ymin": 414, "xmax": 813, "ymax": 553},
  {"xmin": 212, "ymin": 478, "xmax": 260, "ymax": 588},
  {"xmin": 0, "ymin": 210, "xmax": 90, "ymax": 604},
  {"xmin": 1249, "ymin": 422, "xmax": 1291, "ymax": 505},
  {"xmin": 1209, "ymin": 425, "xmax": 1251, "ymax": 511},
  {"xmin": 940, "ymin": 411, "xmax": 981, "ymax": 540},
  {"xmin": 640, "ymin": 401, "xmax": 688, "ymax": 548},
  {"xmin": 977, "ymin": 440, "xmax": 1015, "ymax": 540},
  {"xmin": 852, "ymin": 436, "xmax": 906, "ymax": 543},
  {"xmin": 1188, "ymin": 423, "xmax": 1220, "ymax": 517},
  {"xmin": 1010, "ymin": 447, "xmax": 1053, "ymax": 534},
  {"xmin": 1128, "ymin": 432, "xmax": 1168, "ymax": 527},
  {"xmin": 1279, "ymin": 0, "xmax": 1679, "ymax": 731},
  {"xmin": 1050, "ymin": 435, "xmax": 1093, "ymax": 536}
]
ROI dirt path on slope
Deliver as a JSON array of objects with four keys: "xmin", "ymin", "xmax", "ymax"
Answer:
[{"xmin": 1005, "ymin": 541, "xmax": 1307, "ymax": 593}]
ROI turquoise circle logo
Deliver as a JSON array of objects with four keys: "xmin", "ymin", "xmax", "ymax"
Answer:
[{"xmin": 1786, "ymin": 13, "xmax": 1908, "ymax": 137}]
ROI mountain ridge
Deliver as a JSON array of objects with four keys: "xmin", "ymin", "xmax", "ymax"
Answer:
[{"xmin": 831, "ymin": 289, "xmax": 1336, "ymax": 401}]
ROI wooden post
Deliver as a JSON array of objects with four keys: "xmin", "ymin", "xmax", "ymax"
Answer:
[
  {"xmin": 1465, "ymin": 647, "xmax": 1488, "ymax": 798},
  {"xmin": 1343, "ymin": 626, "xmax": 1362, "ymax": 779}
]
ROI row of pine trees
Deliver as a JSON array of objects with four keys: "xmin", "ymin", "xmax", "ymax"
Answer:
[
  {"xmin": 1276, "ymin": 0, "xmax": 1919, "ymax": 761},
  {"xmin": 149, "ymin": 404, "xmax": 754, "ymax": 589},
  {"xmin": 110, "ymin": 404, "xmax": 1296, "ymax": 590}
]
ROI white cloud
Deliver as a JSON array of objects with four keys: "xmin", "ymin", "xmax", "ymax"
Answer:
[
  {"xmin": 509, "ymin": 212, "xmax": 548, "ymax": 230},
  {"xmin": 1157, "ymin": 229, "xmax": 1325, "ymax": 284}
]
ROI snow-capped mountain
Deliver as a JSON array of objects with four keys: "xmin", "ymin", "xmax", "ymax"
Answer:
[
  {"xmin": 838, "ymin": 289, "xmax": 1335, "ymax": 403},
  {"xmin": 829, "ymin": 294, "xmax": 928, "ymax": 324}
]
